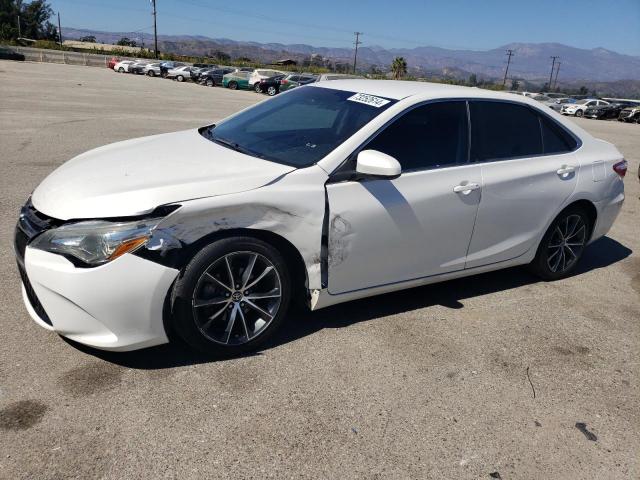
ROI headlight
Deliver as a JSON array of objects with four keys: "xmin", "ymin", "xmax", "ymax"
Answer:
[{"xmin": 30, "ymin": 217, "xmax": 163, "ymax": 266}]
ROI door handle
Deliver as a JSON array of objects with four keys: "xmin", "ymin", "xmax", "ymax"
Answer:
[
  {"xmin": 453, "ymin": 182, "xmax": 481, "ymax": 194},
  {"xmin": 556, "ymin": 165, "xmax": 576, "ymax": 176}
]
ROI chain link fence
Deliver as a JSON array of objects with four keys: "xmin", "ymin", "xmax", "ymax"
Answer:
[{"xmin": 3, "ymin": 45, "xmax": 137, "ymax": 68}]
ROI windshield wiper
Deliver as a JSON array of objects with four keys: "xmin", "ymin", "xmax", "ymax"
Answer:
[{"xmin": 212, "ymin": 136, "xmax": 264, "ymax": 159}]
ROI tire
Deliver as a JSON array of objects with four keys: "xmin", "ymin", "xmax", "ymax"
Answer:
[
  {"xmin": 575, "ymin": 109, "xmax": 584, "ymax": 117},
  {"xmin": 267, "ymin": 86, "xmax": 278, "ymax": 96},
  {"xmin": 254, "ymin": 82, "xmax": 262, "ymax": 93},
  {"xmin": 170, "ymin": 236, "xmax": 292, "ymax": 356},
  {"xmin": 177, "ymin": 75, "xmax": 184, "ymax": 82},
  {"xmin": 206, "ymin": 78, "xmax": 214, "ymax": 87},
  {"xmin": 148, "ymin": 70, "xmax": 155, "ymax": 77},
  {"xmin": 228, "ymin": 81, "xmax": 238, "ymax": 90},
  {"xmin": 118, "ymin": 67, "xmax": 124, "ymax": 73},
  {"xmin": 528, "ymin": 206, "xmax": 591, "ymax": 281}
]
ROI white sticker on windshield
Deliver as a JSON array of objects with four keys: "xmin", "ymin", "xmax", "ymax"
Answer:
[{"xmin": 347, "ymin": 92, "xmax": 391, "ymax": 108}]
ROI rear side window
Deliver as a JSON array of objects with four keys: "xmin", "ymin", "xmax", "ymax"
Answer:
[
  {"xmin": 470, "ymin": 101, "xmax": 543, "ymax": 161},
  {"xmin": 365, "ymin": 101, "xmax": 469, "ymax": 171},
  {"xmin": 540, "ymin": 116, "xmax": 578, "ymax": 154}
]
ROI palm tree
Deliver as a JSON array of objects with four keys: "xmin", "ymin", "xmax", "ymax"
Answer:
[{"xmin": 391, "ymin": 57, "xmax": 407, "ymax": 79}]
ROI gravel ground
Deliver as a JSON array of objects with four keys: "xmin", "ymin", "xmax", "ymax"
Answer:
[{"xmin": 0, "ymin": 61, "xmax": 638, "ymax": 480}]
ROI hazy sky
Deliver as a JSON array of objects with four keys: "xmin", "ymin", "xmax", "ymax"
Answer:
[{"xmin": 49, "ymin": 0, "xmax": 640, "ymax": 55}]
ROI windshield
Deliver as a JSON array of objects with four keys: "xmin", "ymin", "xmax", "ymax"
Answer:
[{"xmin": 203, "ymin": 87, "xmax": 396, "ymax": 167}]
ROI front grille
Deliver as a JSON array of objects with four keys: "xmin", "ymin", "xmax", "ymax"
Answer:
[{"xmin": 17, "ymin": 261, "xmax": 52, "ymax": 326}]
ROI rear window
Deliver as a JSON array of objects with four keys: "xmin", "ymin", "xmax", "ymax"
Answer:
[
  {"xmin": 470, "ymin": 101, "xmax": 543, "ymax": 161},
  {"xmin": 540, "ymin": 116, "xmax": 578, "ymax": 154}
]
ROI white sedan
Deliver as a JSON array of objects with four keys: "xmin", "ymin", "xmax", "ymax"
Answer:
[
  {"xmin": 113, "ymin": 60, "xmax": 135, "ymax": 73},
  {"xmin": 166, "ymin": 66, "xmax": 192, "ymax": 82},
  {"xmin": 561, "ymin": 98, "xmax": 610, "ymax": 117},
  {"xmin": 15, "ymin": 81, "xmax": 626, "ymax": 355}
]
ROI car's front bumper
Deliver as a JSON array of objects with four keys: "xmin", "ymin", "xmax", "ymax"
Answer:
[
  {"xmin": 18, "ymin": 247, "xmax": 178, "ymax": 351},
  {"xmin": 15, "ymin": 207, "xmax": 179, "ymax": 351}
]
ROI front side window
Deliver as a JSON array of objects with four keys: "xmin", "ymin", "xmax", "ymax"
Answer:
[
  {"xmin": 365, "ymin": 101, "xmax": 469, "ymax": 171},
  {"xmin": 470, "ymin": 101, "xmax": 543, "ymax": 161},
  {"xmin": 204, "ymin": 87, "xmax": 396, "ymax": 167}
]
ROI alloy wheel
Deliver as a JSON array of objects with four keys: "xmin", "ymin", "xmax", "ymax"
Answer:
[
  {"xmin": 191, "ymin": 251, "xmax": 282, "ymax": 345},
  {"xmin": 267, "ymin": 86, "xmax": 277, "ymax": 96},
  {"xmin": 546, "ymin": 214, "xmax": 587, "ymax": 273}
]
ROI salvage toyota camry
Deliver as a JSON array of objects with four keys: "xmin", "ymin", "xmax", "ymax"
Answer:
[{"xmin": 15, "ymin": 80, "xmax": 626, "ymax": 355}]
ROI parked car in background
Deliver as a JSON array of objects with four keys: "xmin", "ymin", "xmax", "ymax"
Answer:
[
  {"xmin": 618, "ymin": 105, "xmax": 640, "ymax": 123},
  {"xmin": 248, "ymin": 69, "xmax": 286, "ymax": 92},
  {"xmin": 166, "ymin": 66, "xmax": 193, "ymax": 82},
  {"xmin": 129, "ymin": 61, "xmax": 151, "ymax": 75},
  {"xmin": 585, "ymin": 102, "xmax": 635, "ymax": 120},
  {"xmin": 315, "ymin": 73, "xmax": 363, "ymax": 82},
  {"xmin": 107, "ymin": 57, "xmax": 120, "ymax": 69},
  {"xmin": 15, "ymin": 81, "xmax": 626, "ymax": 355},
  {"xmin": 279, "ymin": 73, "xmax": 318, "ymax": 92},
  {"xmin": 160, "ymin": 61, "xmax": 185, "ymax": 78},
  {"xmin": 561, "ymin": 98, "xmax": 609, "ymax": 117},
  {"xmin": 542, "ymin": 92, "xmax": 567, "ymax": 99},
  {"xmin": 547, "ymin": 98, "xmax": 576, "ymax": 112},
  {"xmin": 256, "ymin": 74, "xmax": 287, "ymax": 96},
  {"xmin": 191, "ymin": 64, "xmax": 218, "ymax": 82},
  {"xmin": 143, "ymin": 63, "xmax": 162, "ymax": 77},
  {"xmin": 223, "ymin": 70, "xmax": 252, "ymax": 90},
  {"xmin": 113, "ymin": 60, "xmax": 135, "ymax": 73},
  {"xmin": 199, "ymin": 68, "xmax": 235, "ymax": 87}
]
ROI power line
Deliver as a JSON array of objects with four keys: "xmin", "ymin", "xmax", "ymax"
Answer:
[
  {"xmin": 502, "ymin": 49, "xmax": 514, "ymax": 87},
  {"xmin": 548, "ymin": 55, "xmax": 559, "ymax": 90},
  {"xmin": 353, "ymin": 32, "xmax": 362, "ymax": 73}
]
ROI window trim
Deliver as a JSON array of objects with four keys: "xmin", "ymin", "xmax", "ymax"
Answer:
[{"xmin": 330, "ymin": 98, "xmax": 472, "ymax": 179}]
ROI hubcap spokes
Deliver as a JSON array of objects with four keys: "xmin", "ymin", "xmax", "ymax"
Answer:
[
  {"xmin": 192, "ymin": 252, "xmax": 282, "ymax": 345},
  {"xmin": 547, "ymin": 214, "xmax": 586, "ymax": 273}
]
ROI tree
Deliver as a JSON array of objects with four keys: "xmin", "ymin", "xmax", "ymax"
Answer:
[
  {"xmin": 116, "ymin": 37, "xmax": 137, "ymax": 47},
  {"xmin": 468, "ymin": 73, "xmax": 478, "ymax": 86},
  {"xmin": 510, "ymin": 78, "xmax": 520, "ymax": 91},
  {"xmin": 79, "ymin": 35, "xmax": 96, "ymax": 43},
  {"xmin": 391, "ymin": 57, "xmax": 407, "ymax": 80},
  {"xmin": 211, "ymin": 50, "xmax": 230, "ymax": 62},
  {"xmin": 0, "ymin": 0, "xmax": 58, "ymax": 41},
  {"xmin": 578, "ymin": 86, "xmax": 588, "ymax": 95}
]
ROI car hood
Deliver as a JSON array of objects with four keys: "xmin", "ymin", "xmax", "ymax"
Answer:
[{"xmin": 31, "ymin": 129, "xmax": 296, "ymax": 220}]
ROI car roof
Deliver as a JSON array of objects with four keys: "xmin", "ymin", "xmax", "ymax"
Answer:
[{"xmin": 308, "ymin": 79, "xmax": 546, "ymax": 103}]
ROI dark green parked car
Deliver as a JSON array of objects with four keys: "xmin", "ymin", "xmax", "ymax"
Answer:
[
  {"xmin": 222, "ymin": 71, "xmax": 252, "ymax": 90},
  {"xmin": 279, "ymin": 74, "xmax": 318, "ymax": 92}
]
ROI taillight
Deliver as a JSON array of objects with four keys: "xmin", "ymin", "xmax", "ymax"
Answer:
[
  {"xmin": 280, "ymin": 79, "xmax": 288, "ymax": 85},
  {"xmin": 613, "ymin": 160, "xmax": 627, "ymax": 178}
]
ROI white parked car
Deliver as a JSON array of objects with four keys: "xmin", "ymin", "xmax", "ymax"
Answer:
[
  {"xmin": 561, "ymin": 98, "xmax": 609, "ymax": 117},
  {"xmin": 15, "ymin": 81, "xmax": 626, "ymax": 355},
  {"xmin": 143, "ymin": 62, "xmax": 162, "ymax": 77},
  {"xmin": 166, "ymin": 65, "xmax": 192, "ymax": 82},
  {"xmin": 113, "ymin": 60, "xmax": 135, "ymax": 73},
  {"xmin": 248, "ymin": 69, "xmax": 285, "ymax": 91}
]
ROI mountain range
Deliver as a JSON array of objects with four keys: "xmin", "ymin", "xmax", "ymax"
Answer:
[{"xmin": 63, "ymin": 28, "xmax": 640, "ymax": 84}]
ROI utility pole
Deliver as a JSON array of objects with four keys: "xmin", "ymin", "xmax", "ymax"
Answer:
[
  {"xmin": 16, "ymin": 15, "xmax": 21, "ymax": 38},
  {"xmin": 553, "ymin": 61, "xmax": 561, "ymax": 90},
  {"xmin": 57, "ymin": 12, "xmax": 63, "ymax": 45},
  {"xmin": 548, "ymin": 56, "xmax": 559, "ymax": 91},
  {"xmin": 502, "ymin": 49, "xmax": 514, "ymax": 87},
  {"xmin": 353, "ymin": 32, "xmax": 362, "ymax": 74},
  {"xmin": 151, "ymin": 0, "xmax": 158, "ymax": 59}
]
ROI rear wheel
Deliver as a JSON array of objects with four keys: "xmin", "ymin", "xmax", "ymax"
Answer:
[
  {"xmin": 170, "ymin": 237, "xmax": 292, "ymax": 356},
  {"xmin": 206, "ymin": 78, "xmax": 214, "ymax": 87},
  {"xmin": 529, "ymin": 206, "xmax": 591, "ymax": 280},
  {"xmin": 118, "ymin": 67, "xmax": 124, "ymax": 73},
  {"xmin": 148, "ymin": 70, "xmax": 155, "ymax": 77},
  {"xmin": 254, "ymin": 82, "xmax": 262, "ymax": 93},
  {"xmin": 228, "ymin": 81, "xmax": 238, "ymax": 90},
  {"xmin": 177, "ymin": 75, "xmax": 184, "ymax": 82},
  {"xmin": 575, "ymin": 109, "xmax": 584, "ymax": 118},
  {"xmin": 267, "ymin": 86, "xmax": 278, "ymax": 96}
]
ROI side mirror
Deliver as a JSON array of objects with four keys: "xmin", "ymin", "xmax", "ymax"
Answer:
[{"xmin": 355, "ymin": 150, "xmax": 402, "ymax": 179}]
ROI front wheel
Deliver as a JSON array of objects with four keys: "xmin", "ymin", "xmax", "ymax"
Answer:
[
  {"xmin": 148, "ymin": 70, "xmax": 155, "ymax": 77},
  {"xmin": 176, "ymin": 75, "xmax": 184, "ymax": 82},
  {"xmin": 228, "ymin": 81, "xmax": 238, "ymax": 90},
  {"xmin": 118, "ymin": 67, "xmax": 124, "ymax": 73},
  {"xmin": 529, "ymin": 207, "xmax": 591, "ymax": 280},
  {"xmin": 254, "ymin": 82, "xmax": 262, "ymax": 93},
  {"xmin": 206, "ymin": 78, "xmax": 214, "ymax": 87},
  {"xmin": 575, "ymin": 109, "xmax": 584, "ymax": 117},
  {"xmin": 170, "ymin": 237, "xmax": 292, "ymax": 356}
]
